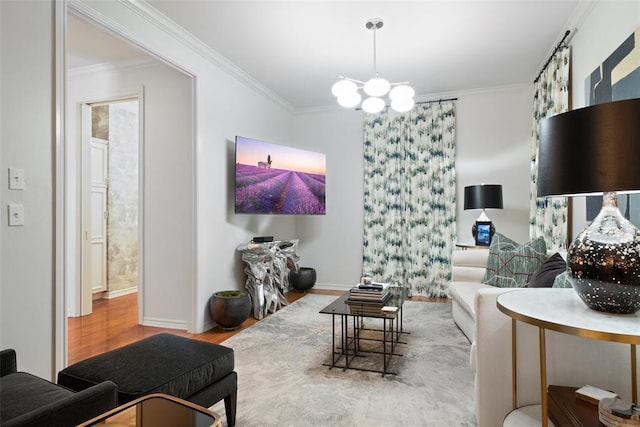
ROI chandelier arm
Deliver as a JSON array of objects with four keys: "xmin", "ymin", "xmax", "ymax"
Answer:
[{"xmin": 337, "ymin": 76, "xmax": 366, "ymax": 85}]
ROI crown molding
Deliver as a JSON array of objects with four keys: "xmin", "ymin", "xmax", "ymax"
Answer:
[
  {"xmin": 534, "ymin": 1, "xmax": 598, "ymax": 77},
  {"xmin": 119, "ymin": 0, "xmax": 296, "ymax": 114},
  {"xmin": 415, "ymin": 83, "xmax": 533, "ymax": 103},
  {"xmin": 68, "ymin": 0, "xmax": 295, "ymax": 113},
  {"xmin": 298, "ymin": 83, "xmax": 533, "ymax": 115},
  {"xmin": 67, "ymin": 57, "xmax": 156, "ymax": 78}
]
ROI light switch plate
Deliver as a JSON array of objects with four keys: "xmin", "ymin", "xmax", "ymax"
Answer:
[
  {"xmin": 8, "ymin": 203, "xmax": 24, "ymax": 226},
  {"xmin": 9, "ymin": 168, "xmax": 25, "ymax": 190}
]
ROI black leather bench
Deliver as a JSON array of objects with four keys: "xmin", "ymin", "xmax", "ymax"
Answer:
[{"xmin": 58, "ymin": 333, "xmax": 236, "ymax": 426}]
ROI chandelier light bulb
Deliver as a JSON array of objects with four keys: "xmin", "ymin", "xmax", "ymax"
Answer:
[
  {"xmin": 331, "ymin": 79, "xmax": 358, "ymax": 98},
  {"xmin": 389, "ymin": 84, "xmax": 415, "ymax": 101},
  {"xmin": 391, "ymin": 98, "xmax": 415, "ymax": 113},
  {"xmin": 362, "ymin": 97, "xmax": 386, "ymax": 114},
  {"xmin": 364, "ymin": 77, "xmax": 391, "ymax": 97},
  {"xmin": 337, "ymin": 91, "xmax": 362, "ymax": 108}
]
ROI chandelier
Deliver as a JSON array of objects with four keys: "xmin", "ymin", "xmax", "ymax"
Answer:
[{"xmin": 331, "ymin": 18, "xmax": 415, "ymax": 114}]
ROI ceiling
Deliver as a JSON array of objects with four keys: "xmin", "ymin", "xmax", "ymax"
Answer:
[{"xmin": 67, "ymin": 1, "xmax": 586, "ymax": 111}]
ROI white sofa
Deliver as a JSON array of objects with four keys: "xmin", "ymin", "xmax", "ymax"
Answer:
[{"xmin": 448, "ymin": 249, "xmax": 638, "ymax": 427}]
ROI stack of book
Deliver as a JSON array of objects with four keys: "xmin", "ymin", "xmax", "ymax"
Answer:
[
  {"xmin": 598, "ymin": 396, "xmax": 640, "ymax": 427},
  {"xmin": 346, "ymin": 283, "xmax": 392, "ymax": 315}
]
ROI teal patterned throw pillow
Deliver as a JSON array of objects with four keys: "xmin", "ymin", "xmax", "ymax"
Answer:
[
  {"xmin": 482, "ymin": 233, "xmax": 548, "ymax": 288},
  {"xmin": 552, "ymin": 271, "xmax": 573, "ymax": 288}
]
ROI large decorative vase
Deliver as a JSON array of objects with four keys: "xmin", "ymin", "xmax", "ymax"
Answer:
[
  {"xmin": 567, "ymin": 192, "xmax": 640, "ymax": 314},
  {"xmin": 288, "ymin": 267, "xmax": 316, "ymax": 291},
  {"xmin": 209, "ymin": 290, "xmax": 252, "ymax": 330}
]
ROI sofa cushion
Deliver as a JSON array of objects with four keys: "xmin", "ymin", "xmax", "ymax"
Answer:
[
  {"xmin": 552, "ymin": 271, "xmax": 573, "ymax": 288},
  {"xmin": 0, "ymin": 372, "xmax": 73, "ymax": 422},
  {"xmin": 528, "ymin": 252, "xmax": 567, "ymax": 288},
  {"xmin": 449, "ymin": 281, "xmax": 492, "ymax": 320},
  {"xmin": 482, "ymin": 233, "xmax": 547, "ymax": 288}
]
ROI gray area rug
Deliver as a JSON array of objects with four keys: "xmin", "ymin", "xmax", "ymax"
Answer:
[{"xmin": 211, "ymin": 294, "xmax": 476, "ymax": 426}]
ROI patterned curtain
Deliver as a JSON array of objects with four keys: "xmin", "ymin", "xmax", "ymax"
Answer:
[
  {"xmin": 363, "ymin": 102, "xmax": 456, "ymax": 298},
  {"xmin": 530, "ymin": 45, "xmax": 570, "ymax": 250}
]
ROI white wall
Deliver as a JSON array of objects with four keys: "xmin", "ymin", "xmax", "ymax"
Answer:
[
  {"xmin": 292, "ymin": 109, "xmax": 365, "ymax": 288},
  {"xmin": 568, "ymin": 1, "xmax": 640, "ymax": 236},
  {"xmin": 67, "ymin": 60, "xmax": 194, "ymax": 329},
  {"xmin": 73, "ymin": 1, "xmax": 295, "ymax": 333},
  {"xmin": 455, "ymin": 86, "xmax": 533, "ymax": 245},
  {"xmin": 0, "ymin": 0, "xmax": 56, "ymax": 378}
]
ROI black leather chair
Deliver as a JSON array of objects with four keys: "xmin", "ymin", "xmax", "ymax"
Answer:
[{"xmin": 0, "ymin": 349, "xmax": 117, "ymax": 426}]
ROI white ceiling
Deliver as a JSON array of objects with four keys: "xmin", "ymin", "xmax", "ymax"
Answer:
[{"xmin": 67, "ymin": 1, "xmax": 586, "ymax": 111}]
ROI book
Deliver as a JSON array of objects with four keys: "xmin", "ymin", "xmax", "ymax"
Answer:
[
  {"xmin": 352, "ymin": 282, "xmax": 389, "ymax": 292},
  {"xmin": 575, "ymin": 384, "xmax": 618, "ymax": 405},
  {"xmin": 348, "ymin": 286, "xmax": 391, "ymax": 302},
  {"xmin": 346, "ymin": 292, "xmax": 392, "ymax": 305},
  {"xmin": 599, "ymin": 397, "xmax": 640, "ymax": 427}
]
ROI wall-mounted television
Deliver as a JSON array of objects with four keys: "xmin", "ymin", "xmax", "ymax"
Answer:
[{"xmin": 234, "ymin": 136, "xmax": 326, "ymax": 215}]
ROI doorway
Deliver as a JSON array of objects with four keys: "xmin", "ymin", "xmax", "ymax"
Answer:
[
  {"xmin": 62, "ymin": 2, "xmax": 197, "ymax": 372},
  {"xmin": 83, "ymin": 99, "xmax": 140, "ymax": 308}
]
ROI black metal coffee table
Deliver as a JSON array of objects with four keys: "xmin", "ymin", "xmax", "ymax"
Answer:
[{"xmin": 319, "ymin": 286, "xmax": 408, "ymax": 376}]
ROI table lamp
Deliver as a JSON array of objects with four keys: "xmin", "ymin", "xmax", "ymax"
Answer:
[
  {"xmin": 537, "ymin": 98, "xmax": 640, "ymax": 314},
  {"xmin": 464, "ymin": 184, "xmax": 503, "ymax": 246}
]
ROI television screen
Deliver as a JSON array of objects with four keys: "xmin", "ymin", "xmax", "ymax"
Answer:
[{"xmin": 235, "ymin": 136, "xmax": 326, "ymax": 215}]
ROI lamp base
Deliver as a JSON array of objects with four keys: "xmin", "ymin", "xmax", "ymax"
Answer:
[
  {"xmin": 471, "ymin": 221, "xmax": 495, "ymax": 246},
  {"xmin": 471, "ymin": 210, "xmax": 496, "ymax": 246},
  {"xmin": 567, "ymin": 192, "xmax": 640, "ymax": 314}
]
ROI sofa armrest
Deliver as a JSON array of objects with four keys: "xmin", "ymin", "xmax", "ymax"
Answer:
[
  {"xmin": 4, "ymin": 380, "xmax": 117, "ymax": 427},
  {"xmin": 451, "ymin": 250, "xmax": 489, "ymax": 282},
  {"xmin": 474, "ymin": 288, "xmax": 518, "ymax": 427},
  {"xmin": 1, "ymin": 349, "xmax": 17, "ymax": 376}
]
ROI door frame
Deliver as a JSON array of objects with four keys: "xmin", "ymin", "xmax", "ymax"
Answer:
[{"xmin": 76, "ymin": 96, "xmax": 144, "ymax": 319}]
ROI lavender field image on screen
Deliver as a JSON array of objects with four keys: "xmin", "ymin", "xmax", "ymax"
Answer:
[{"xmin": 235, "ymin": 136, "xmax": 326, "ymax": 214}]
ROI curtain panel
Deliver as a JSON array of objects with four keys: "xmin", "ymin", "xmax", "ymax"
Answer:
[
  {"xmin": 530, "ymin": 45, "xmax": 571, "ymax": 250},
  {"xmin": 362, "ymin": 102, "xmax": 456, "ymax": 298}
]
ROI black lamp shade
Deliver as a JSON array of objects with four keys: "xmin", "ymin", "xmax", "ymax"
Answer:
[
  {"xmin": 464, "ymin": 184, "xmax": 503, "ymax": 210},
  {"xmin": 537, "ymin": 98, "xmax": 640, "ymax": 197}
]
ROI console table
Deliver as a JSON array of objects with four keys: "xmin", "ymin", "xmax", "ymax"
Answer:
[
  {"xmin": 236, "ymin": 239, "xmax": 299, "ymax": 319},
  {"xmin": 497, "ymin": 288, "xmax": 640, "ymax": 427}
]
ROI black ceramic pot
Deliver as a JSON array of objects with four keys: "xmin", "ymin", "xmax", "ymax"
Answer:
[
  {"xmin": 209, "ymin": 290, "xmax": 252, "ymax": 330},
  {"xmin": 289, "ymin": 267, "xmax": 316, "ymax": 291}
]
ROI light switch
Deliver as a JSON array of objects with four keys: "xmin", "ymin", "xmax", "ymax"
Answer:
[
  {"xmin": 8, "ymin": 203, "xmax": 24, "ymax": 226},
  {"xmin": 9, "ymin": 168, "xmax": 25, "ymax": 190}
]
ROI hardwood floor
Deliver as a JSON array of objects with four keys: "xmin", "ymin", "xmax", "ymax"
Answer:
[
  {"xmin": 67, "ymin": 289, "xmax": 338, "ymax": 364},
  {"xmin": 67, "ymin": 289, "xmax": 447, "ymax": 365}
]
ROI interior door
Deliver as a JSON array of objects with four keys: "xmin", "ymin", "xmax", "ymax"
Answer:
[{"xmin": 90, "ymin": 137, "xmax": 108, "ymax": 294}]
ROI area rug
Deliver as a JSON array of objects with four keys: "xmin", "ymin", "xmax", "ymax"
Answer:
[{"xmin": 211, "ymin": 294, "xmax": 476, "ymax": 426}]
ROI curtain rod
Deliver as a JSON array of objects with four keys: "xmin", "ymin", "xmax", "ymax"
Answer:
[
  {"xmin": 534, "ymin": 30, "xmax": 571, "ymax": 83},
  {"xmin": 415, "ymin": 97, "xmax": 458, "ymax": 105},
  {"xmin": 356, "ymin": 97, "xmax": 458, "ymax": 111}
]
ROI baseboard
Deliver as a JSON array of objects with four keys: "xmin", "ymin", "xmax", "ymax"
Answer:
[
  {"xmin": 312, "ymin": 283, "xmax": 352, "ymax": 291},
  {"xmin": 104, "ymin": 286, "xmax": 138, "ymax": 299},
  {"xmin": 141, "ymin": 317, "xmax": 187, "ymax": 330}
]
